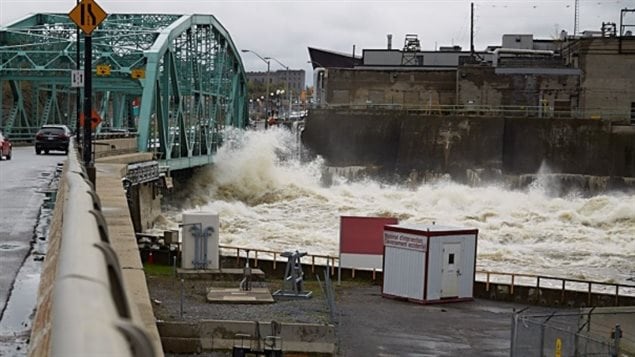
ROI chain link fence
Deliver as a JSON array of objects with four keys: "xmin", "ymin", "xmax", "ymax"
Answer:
[{"xmin": 510, "ymin": 309, "xmax": 634, "ymax": 357}]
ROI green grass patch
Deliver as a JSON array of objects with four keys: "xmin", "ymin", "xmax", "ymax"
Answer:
[{"xmin": 143, "ymin": 263, "xmax": 174, "ymax": 276}]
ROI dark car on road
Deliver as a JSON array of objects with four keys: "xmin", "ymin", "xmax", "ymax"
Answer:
[
  {"xmin": 0, "ymin": 130, "xmax": 12, "ymax": 160},
  {"xmin": 35, "ymin": 125, "xmax": 72, "ymax": 155}
]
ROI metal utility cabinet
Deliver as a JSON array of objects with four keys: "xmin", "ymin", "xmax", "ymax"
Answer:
[
  {"xmin": 181, "ymin": 212, "xmax": 220, "ymax": 270},
  {"xmin": 382, "ymin": 224, "xmax": 478, "ymax": 304}
]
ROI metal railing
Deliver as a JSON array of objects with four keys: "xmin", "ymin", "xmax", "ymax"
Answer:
[
  {"xmin": 50, "ymin": 140, "xmax": 154, "ymax": 357},
  {"xmin": 477, "ymin": 270, "xmax": 635, "ymax": 303},
  {"xmin": 218, "ymin": 245, "xmax": 635, "ymax": 302},
  {"xmin": 316, "ymin": 103, "xmax": 632, "ymax": 122},
  {"xmin": 220, "ymin": 245, "xmax": 338, "ymax": 276}
]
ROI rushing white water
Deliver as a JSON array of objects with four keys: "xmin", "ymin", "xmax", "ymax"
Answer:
[{"xmin": 158, "ymin": 127, "xmax": 635, "ymax": 285}]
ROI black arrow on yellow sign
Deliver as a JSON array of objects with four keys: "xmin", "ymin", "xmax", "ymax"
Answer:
[
  {"xmin": 80, "ymin": 3, "xmax": 97, "ymax": 26},
  {"xmin": 68, "ymin": 0, "xmax": 107, "ymax": 35}
]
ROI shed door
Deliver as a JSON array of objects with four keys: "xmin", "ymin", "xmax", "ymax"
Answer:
[{"xmin": 441, "ymin": 243, "xmax": 461, "ymax": 298}]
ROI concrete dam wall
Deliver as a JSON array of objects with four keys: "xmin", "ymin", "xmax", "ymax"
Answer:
[{"xmin": 302, "ymin": 109, "xmax": 635, "ymax": 191}]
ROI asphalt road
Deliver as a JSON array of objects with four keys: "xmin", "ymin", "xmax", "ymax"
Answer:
[
  {"xmin": 336, "ymin": 285, "xmax": 564, "ymax": 357},
  {"xmin": 0, "ymin": 146, "xmax": 62, "ymax": 320}
]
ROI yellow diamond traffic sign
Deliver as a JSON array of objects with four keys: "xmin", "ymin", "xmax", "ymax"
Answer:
[
  {"xmin": 68, "ymin": 0, "xmax": 107, "ymax": 35},
  {"xmin": 96, "ymin": 64, "xmax": 111, "ymax": 76},
  {"xmin": 131, "ymin": 68, "xmax": 145, "ymax": 79}
]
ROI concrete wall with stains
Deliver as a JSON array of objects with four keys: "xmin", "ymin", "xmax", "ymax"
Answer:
[
  {"xmin": 325, "ymin": 69, "xmax": 457, "ymax": 107},
  {"xmin": 323, "ymin": 67, "xmax": 579, "ymax": 116},
  {"xmin": 566, "ymin": 37, "xmax": 635, "ymax": 119},
  {"xmin": 457, "ymin": 66, "xmax": 579, "ymax": 113}
]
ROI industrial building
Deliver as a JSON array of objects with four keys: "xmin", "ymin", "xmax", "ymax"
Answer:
[{"xmin": 308, "ymin": 17, "xmax": 635, "ymax": 124}]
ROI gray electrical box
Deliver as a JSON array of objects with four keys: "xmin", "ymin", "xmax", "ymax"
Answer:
[{"xmin": 181, "ymin": 212, "xmax": 219, "ymax": 270}]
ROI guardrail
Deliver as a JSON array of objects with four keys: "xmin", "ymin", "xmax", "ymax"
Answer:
[
  {"xmin": 218, "ymin": 245, "xmax": 635, "ymax": 302},
  {"xmin": 50, "ymin": 140, "xmax": 154, "ymax": 357}
]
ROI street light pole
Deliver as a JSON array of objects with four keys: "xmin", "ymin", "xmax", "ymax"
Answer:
[
  {"xmin": 241, "ymin": 49, "xmax": 270, "ymax": 128},
  {"xmin": 266, "ymin": 56, "xmax": 291, "ymax": 120}
]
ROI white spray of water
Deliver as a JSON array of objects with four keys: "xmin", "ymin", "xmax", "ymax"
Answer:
[{"xmin": 158, "ymin": 127, "xmax": 635, "ymax": 284}]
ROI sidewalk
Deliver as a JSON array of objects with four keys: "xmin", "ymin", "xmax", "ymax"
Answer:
[{"xmin": 95, "ymin": 154, "xmax": 164, "ymax": 357}]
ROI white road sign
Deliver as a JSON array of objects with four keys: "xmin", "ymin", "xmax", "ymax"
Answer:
[{"xmin": 71, "ymin": 70, "xmax": 85, "ymax": 88}]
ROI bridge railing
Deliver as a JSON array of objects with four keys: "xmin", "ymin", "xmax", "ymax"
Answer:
[{"xmin": 50, "ymin": 140, "xmax": 154, "ymax": 357}]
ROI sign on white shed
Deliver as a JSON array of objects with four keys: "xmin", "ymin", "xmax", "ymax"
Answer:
[{"xmin": 382, "ymin": 224, "xmax": 478, "ymax": 304}]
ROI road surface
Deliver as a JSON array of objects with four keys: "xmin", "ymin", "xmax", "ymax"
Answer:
[{"xmin": 0, "ymin": 146, "xmax": 62, "ymax": 350}]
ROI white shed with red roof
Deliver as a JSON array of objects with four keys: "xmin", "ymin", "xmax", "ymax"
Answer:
[{"xmin": 382, "ymin": 224, "xmax": 478, "ymax": 304}]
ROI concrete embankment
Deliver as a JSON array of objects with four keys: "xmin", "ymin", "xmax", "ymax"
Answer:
[{"xmin": 302, "ymin": 109, "xmax": 635, "ymax": 190}]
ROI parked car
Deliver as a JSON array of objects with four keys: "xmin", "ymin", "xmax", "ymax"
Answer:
[
  {"xmin": 0, "ymin": 130, "xmax": 12, "ymax": 160},
  {"xmin": 35, "ymin": 125, "xmax": 72, "ymax": 155}
]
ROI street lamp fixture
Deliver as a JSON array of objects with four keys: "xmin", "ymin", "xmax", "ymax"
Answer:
[
  {"xmin": 265, "ymin": 56, "xmax": 292, "ymax": 120},
  {"xmin": 242, "ymin": 49, "xmax": 271, "ymax": 128}
]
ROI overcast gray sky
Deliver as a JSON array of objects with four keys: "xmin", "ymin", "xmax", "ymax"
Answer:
[{"xmin": 1, "ymin": 0, "xmax": 633, "ymax": 85}]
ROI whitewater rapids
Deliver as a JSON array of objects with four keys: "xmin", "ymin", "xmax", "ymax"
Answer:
[{"xmin": 156, "ymin": 127, "xmax": 635, "ymax": 285}]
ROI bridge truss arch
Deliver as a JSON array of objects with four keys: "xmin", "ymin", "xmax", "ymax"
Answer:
[{"xmin": 0, "ymin": 13, "xmax": 248, "ymax": 169}]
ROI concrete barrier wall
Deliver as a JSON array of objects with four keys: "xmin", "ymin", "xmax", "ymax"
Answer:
[
  {"xmin": 501, "ymin": 118, "xmax": 614, "ymax": 175},
  {"xmin": 397, "ymin": 114, "xmax": 504, "ymax": 179},
  {"xmin": 158, "ymin": 320, "xmax": 336, "ymax": 355},
  {"xmin": 28, "ymin": 143, "xmax": 160, "ymax": 357},
  {"xmin": 28, "ymin": 159, "xmax": 68, "ymax": 357},
  {"xmin": 303, "ymin": 109, "xmax": 635, "ymax": 181}
]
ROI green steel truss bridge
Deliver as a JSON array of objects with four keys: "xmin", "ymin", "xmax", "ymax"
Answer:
[{"xmin": 0, "ymin": 13, "xmax": 248, "ymax": 170}]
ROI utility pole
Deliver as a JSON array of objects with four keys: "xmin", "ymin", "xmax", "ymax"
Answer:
[
  {"xmin": 241, "ymin": 49, "xmax": 270, "ymax": 129},
  {"xmin": 574, "ymin": 0, "xmax": 580, "ymax": 35},
  {"xmin": 265, "ymin": 56, "xmax": 291, "ymax": 121},
  {"xmin": 265, "ymin": 61, "xmax": 270, "ymax": 129},
  {"xmin": 68, "ymin": 0, "xmax": 107, "ymax": 185},
  {"xmin": 83, "ymin": 33, "xmax": 93, "ymax": 178},
  {"xmin": 286, "ymin": 67, "xmax": 291, "ymax": 119},
  {"xmin": 470, "ymin": 2, "xmax": 475, "ymax": 58},
  {"xmin": 75, "ymin": 0, "xmax": 81, "ymax": 143}
]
